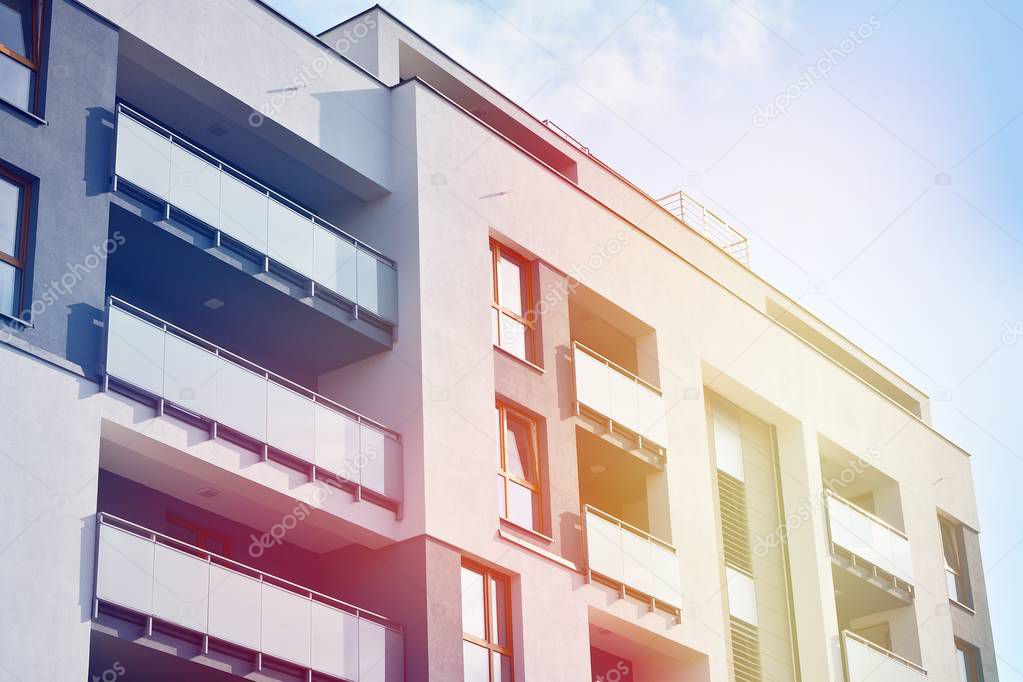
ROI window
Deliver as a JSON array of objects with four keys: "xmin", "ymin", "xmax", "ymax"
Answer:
[
  {"xmin": 495, "ymin": 401, "xmax": 542, "ymax": 533},
  {"xmin": 167, "ymin": 512, "xmax": 232, "ymax": 557},
  {"xmin": 0, "ymin": 167, "xmax": 29, "ymax": 318},
  {"xmin": 0, "ymin": 0, "xmax": 44, "ymax": 113},
  {"xmin": 461, "ymin": 562, "xmax": 513, "ymax": 682},
  {"xmin": 939, "ymin": 516, "xmax": 971, "ymax": 606},
  {"xmin": 490, "ymin": 240, "xmax": 533, "ymax": 361},
  {"xmin": 955, "ymin": 640, "xmax": 981, "ymax": 682}
]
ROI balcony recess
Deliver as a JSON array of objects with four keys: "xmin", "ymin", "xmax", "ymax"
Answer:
[
  {"xmin": 93, "ymin": 513, "xmax": 404, "ymax": 681},
  {"xmin": 842, "ymin": 630, "xmax": 926, "ymax": 682},
  {"xmin": 826, "ymin": 490, "xmax": 914, "ymax": 594},
  {"xmin": 572, "ymin": 342, "xmax": 668, "ymax": 459},
  {"xmin": 103, "ymin": 297, "xmax": 402, "ymax": 510},
  {"xmin": 583, "ymin": 505, "xmax": 681, "ymax": 615},
  {"xmin": 112, "ymin": 103, "xmax": 397, "ymax": 326}
]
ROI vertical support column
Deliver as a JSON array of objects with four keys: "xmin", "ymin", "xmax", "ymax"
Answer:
[{"xmin": 774, "ymin": 420, "xmax": 844, "ymax": 682}]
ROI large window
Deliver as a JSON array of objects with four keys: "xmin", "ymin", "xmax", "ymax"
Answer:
[
  {"xmin": 0, "ymin": 167, "xmax": 29, "ymax": 318},
  {"xmin": 0, "ymin": 0, "xmax": 44, "ymax": 113},
  {"xmin": 939, "ymin": 516, "xmax": 971, "ymax": 606},
  {"xmin": 494, "ymin": 401, "xmax": 542, "ymax": 533},
  {"xmin": 461, "ymin": 561, "xmax": 513, "ymax": 682},
  {"xmin": 490, "ymin": 240, "xmax": 533, "ymax": 362}
]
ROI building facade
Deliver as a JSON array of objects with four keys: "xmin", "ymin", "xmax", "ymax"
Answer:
[{"xmin": 0, "ymin": 2, "xmax": 999, "ymax": 681}]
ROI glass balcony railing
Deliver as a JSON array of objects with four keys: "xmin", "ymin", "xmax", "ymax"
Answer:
[
  {"xmin": 843, "ymin": 630, "xmax": 926, "ymax": 682},
  {"xmin": 104, "ymin": 297, "xmax": 402, "ymax": 505},
  {"xmin": 572, "ymin": 342, "xmax": 668, "ymax": 450},
  {"xmin": 825, "ymin": 490, "xmax": 914, "ymax": 585},
  {"xmin": 94, "ymin": 513, "xmax": 404, "ymax": 681},
  {"xmin": 113, "ymin": 104, "xmax": 397, "ymax": 324},
  {"xmin": 583, "ymin": 505, "xmax": 681, "ymax": 610}
]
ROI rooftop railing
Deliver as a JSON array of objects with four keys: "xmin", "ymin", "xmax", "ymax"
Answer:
[
  {"xmin": 113, "ymin": 103, "xmax": 397, "ymax": 324},
  {"xmin": 658, "ymin": 191, "xmax": 750, "ymax": 267},
  {"xmin": 103, "ymin": 297, "xmax": 402, "ymax": 506},
  {"xmin": 843, "ymin": 630, "xmax": 927, "ymax": 682},
  {"xmin": 583, "ymin": 505, "xmax": 681, "ymax": 611},
  {"xmin": 572, "ymin": 341, "xmax": 668, "ymax": 451},
  {"xmin": 825, "ymin": 490, "xmax": 914, "ymax": 586},
  {"xmin": 94, "ymin": 513, "xmax": 404, "ymax": 681}
]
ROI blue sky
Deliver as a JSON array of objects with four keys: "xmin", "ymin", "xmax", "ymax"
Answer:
[{"xmin": 269, "ymin": 0, "xmax": 1022, "ymax": 675}]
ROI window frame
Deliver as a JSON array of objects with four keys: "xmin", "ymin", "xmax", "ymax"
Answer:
[
  {"xmin": 939, "ymin": 516, "xmax": 971, "ymax": 607},
  {"xmin": 495, "ymin": 400, "xmax": 544, "ymax": 533},
  {"xmin": 0, "ymin": 0, "xmax": 46, "ymax": 114},
  {"xmin": 461, "ymin": 560, "xmax": 514, "ymax": 681},
  {"xmin": 954, "ymin": 639, "xmax": 981, "ymax": 682},
  {"xmin": 489, "ymin": 239, "xmax": 535, "ymax": 362},
  {"xmin": 0, "ymin": 164, "xmax": 31, "ymax": 316}
]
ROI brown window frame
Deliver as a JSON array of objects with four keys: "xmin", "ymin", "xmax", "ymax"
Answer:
[
  {"xmin": 0, "ymin": 0, "xmax": 46, "ymax": 114},
  {"xmin": 0, "ymin": 164, "xmax": 32, "ymax": 316},
  {"xmin": 489, "ymin": 239, "xmax": 535, "ymax": 362},
  {"xmin": 461, "ymin": 560, "xmax": 514, "ymax": 680},
  {"xmin": 939, "ymin": 516, "xmax": 971, "ymax": 607},
  {"xmin": 955, "ymin": 639, "xmax": 981, "ymax": 682},
  {"xmin": 495, "ymin": 400, "xmax": 544, "ymax": 533}
]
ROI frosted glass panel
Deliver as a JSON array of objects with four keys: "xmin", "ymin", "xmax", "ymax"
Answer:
[
  {"xmin": 726, "ymin": 566, "xmax": 758, "ymax": 626},
  {"xmin": 268, "ymin": 199, "xmax": 314, "ymax": 277},
  {"xmin": 585, "ymin": 512, "xmax": 623, "ymax": 582},
  {"xmin": 844, "ymin": 633, "xmax": 926, "ymax": 682},
  {"xmin": 827, "ymin": 495, "xmax": 914, "ymax": 584},
  {"xmin": 106, "ymin": 307, "xmax": 165, "ymax": 396},
  {"xmin": 311, "ymin": 603, "xmax": 360, "ymax": 680},
  {"xmin": 574, "ymin": 347, "xmax": 610, "ymax": 417},
  {"xmin": 314, "ymin": 403, "xmax": 361, "ymax": 481},
  {"xmin": 650, "ymin": 544, "xmax": 681, "ymax": 607},
  {"xmin": 637, "ymin": 384, "xmax": 668, "ymax": 446},
  {"xmin": 357, "ymin": 249, "xmax": 398, "ymax": 322},
  {"xmin": 116, "ymin": 113, "xmax": 171, "ymax": 200},
  {"xmin": 163, "ymin": 334, "xmax": 219, "ymax": 416},
  {"xmin": 313, "ymin": 225, "xmax": 357, "ymax": 301},
  {"xmin": 266, "ymin": 382, "xmax": 316, "ymax": 463},
  {"xmin": 169, "ymin": 144, "xmax": 220, "ymax": 227},
  {"xmin": 261, "ymin": 583, "xmax": 312, "ymax": 667},
  {"xmin": 359, "ymin": 618, "xmax": 388, "ymax": 682},
  {"xmin": 219, "ymin": 172, "xmax": 268, "ymax": 253},
  {"xmin": 622, "ymin": 529, "xmax": 653, "ymax": 596},
  {"xmin": 152, "ymin": 544, "xmax": 208, "ymax": 632},
  {"xmin": 208, "ymin": 565, "xmax": 261, "ymax": 650},
  {"xmin": 215, "ymin": 360, "xmax": 267, "ymax": 442},
  {"xmin": 608, "ymin": 369, "xmax": 639, "ymax": 434},
  {"xmin": 360, "ymin": 424, "xmax": 401, "ymax": 500},
  {"xmin": 383, "ymin": 627, "xmax": 404, "ymax": 682},
  {"xmin": 96, "ymin": 524, "xmax": 154, "ymax": 615}
]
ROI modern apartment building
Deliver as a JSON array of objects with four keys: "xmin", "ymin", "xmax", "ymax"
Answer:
[{"xmin": 0, "ymin": 1, "xmax": 1000, "ymax": 681}]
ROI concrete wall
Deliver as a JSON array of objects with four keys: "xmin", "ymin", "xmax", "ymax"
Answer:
[{"xmin": 0, "ymin": 0, "xmax": 117, "ymax": 376}]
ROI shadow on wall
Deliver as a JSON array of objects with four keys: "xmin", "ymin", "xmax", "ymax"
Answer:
[
  {"xmin": 67, "ymin": 302, "xmax": 104, "ymax": 376},
  {"xmin": 84, "ymin": 107, "xmax": 114, "ymax": 197}
]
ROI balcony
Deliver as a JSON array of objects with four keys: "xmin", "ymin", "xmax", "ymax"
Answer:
[
  {"xmin": 572, "ymin": 342, "xmax": 668, "ymax": 459},
  {"xmin": 583, "ymin": 506, "xmax": 681, "ymax": 614},
  {"xmin": 826, "ymin": 490, "xmax": 913, "ymax": 593},
  {"xmin": 93, "ymin": 513, "xmax": 404, "ymax": 681},
  {"xmin": 103, "ymin": 297, "xmax": 402, "ymax": 511},
  {"xmin": 842, "ymin": 631, "xmax": 926, "ymax": 682},
  {"xmin": 111, "ymin": 103, "xmax": 396, "ymax": 331},
  {"xmin": 657, "ymin": 191, "xmax": 750, "ymax": 267}
]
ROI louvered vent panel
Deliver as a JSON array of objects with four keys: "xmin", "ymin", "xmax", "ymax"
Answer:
[
  {"xmin": 730, "ymin": 616, "xmax": 763, "ymax": 682},
  {"xmin": 718, "ymin": 471, "xmax": 753, "ymax": 573}
]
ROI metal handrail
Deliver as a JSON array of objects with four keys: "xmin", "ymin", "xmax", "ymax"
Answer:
[
  {"xmin": 97, "ymin": 512, "xmax": 401, "ymax": 631},
  {"xmin": 584, "ymin": 504, "xmax": 675, "ymax": 552},
  {"xmin": 107, "ymin": 296, "xmax": 399, "ymax": 439},
  {"xmin": 573, "ymin": 340, "xmax": 662, "ymax": 396},
  {"xmin": 657, "ymin": 191, "xmax": 750, "ymax": 266},
  {"xmin": 542, "ymin": 119, "xmax": 590, "ymax": 154},
  {"xmin": 825, "ymin": 489, "xmax": 909, "ymax": 541},
  {"xmin": 843, "ymin": 630, "xmax": 927, "ymax": 676},
  {"xmin": 115, "ymin": 102, "xmax": 395, "ymax": 267}
]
